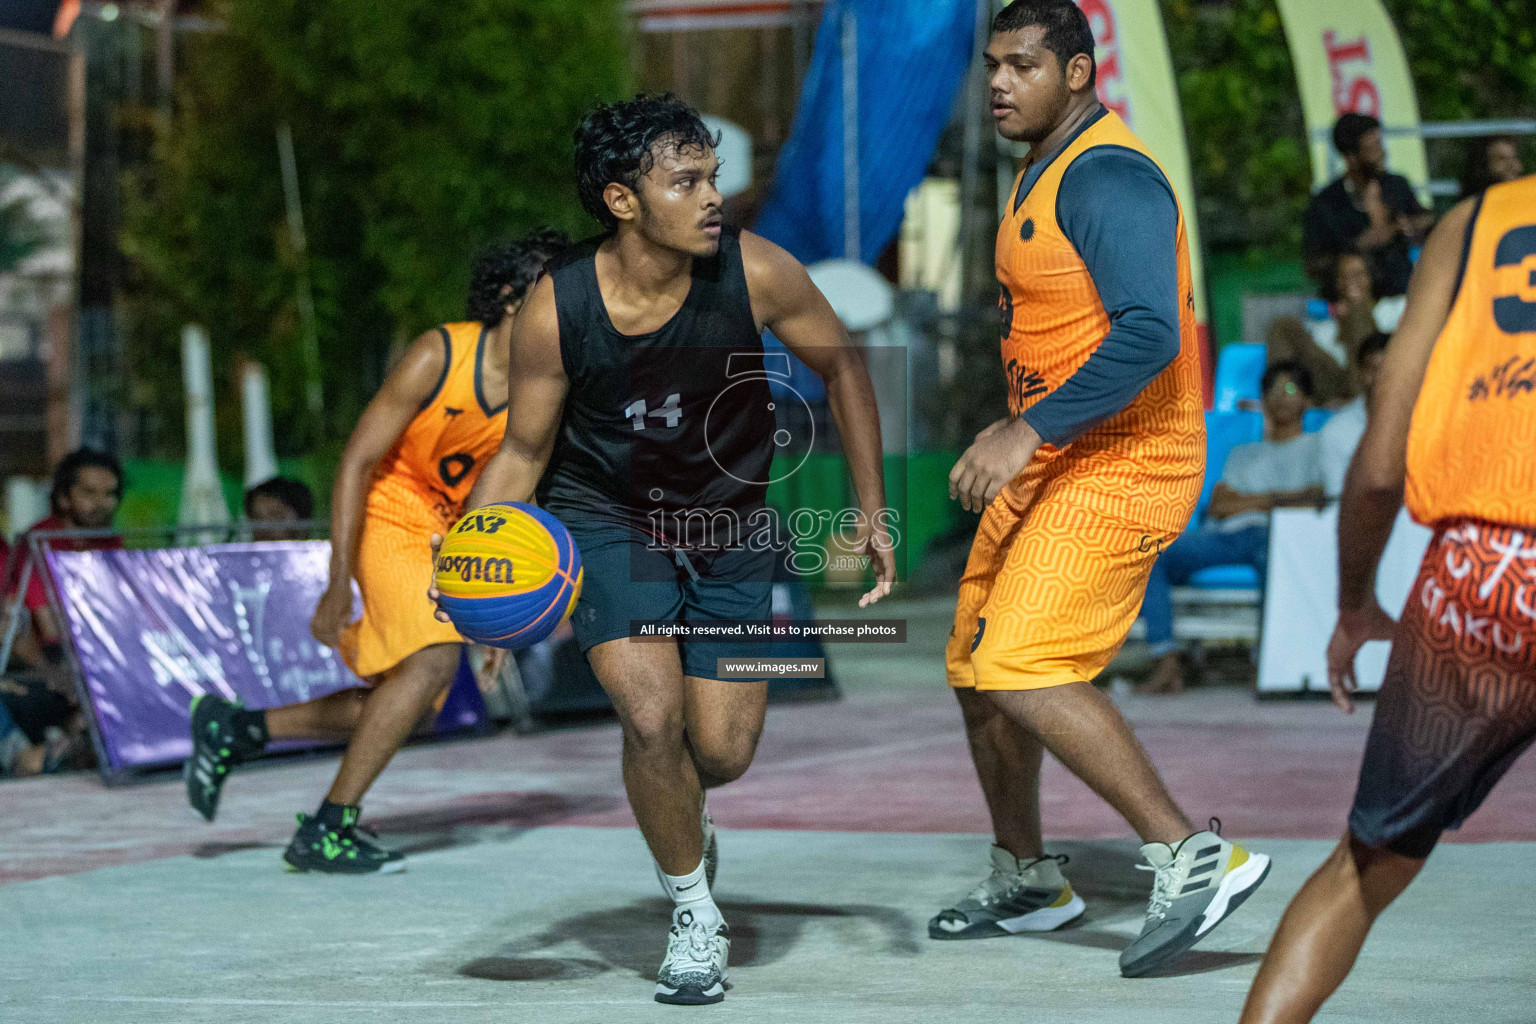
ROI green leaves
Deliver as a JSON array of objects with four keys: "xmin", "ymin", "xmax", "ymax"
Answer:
[
  {"xmin": 121, "ymin": 0, "xmax": 629, "ymax": 458},
  {"xmin": 1163, "ymin": 0, "xmax": 1311, "ymax": 255},
  {"xmin": 1163, "ymin": 0, "xmax": 1536, "ymax": 256}
]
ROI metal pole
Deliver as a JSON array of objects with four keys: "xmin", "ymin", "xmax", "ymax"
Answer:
[
  {"xmin": 276, "ymin": 122, "xmax": 324, "ymax": 418},
  {"xmin": 155, "ymin": 0, "xmax": 177, "ymax": 120},
  {"xmin": 0, "ymin": 558, "xmax": 33, "ymax": 676},
  {"xmin": 957, "ymin": 0, "xmax": 991, "ymax": 305},
  {"xmin": 841, "ymin": 4, "xmax": 860, "ymax": 262},
  {"xmin": 791, "ymin": 0, "xmax": 811, "ymax": 96},
  {"xmin": 65, "ymin": 45, "xmax": 87, "ymax": 455}
]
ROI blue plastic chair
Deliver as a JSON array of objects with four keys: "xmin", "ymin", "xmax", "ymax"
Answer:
[
  {"xmin": 1187, "ymin": 564, "xmax": 1261, "ymax": 588},
  {"xmin": 1187, "ymin": 410, "xmax": 1266, "ymax": 590},
  {"xmin": 1302, "ymin": 407, "xmax": 1334, "ymax": 433},
  {"xmin": 1213, "ymin": 343, "xmax": 1267, "ymax": 413}
]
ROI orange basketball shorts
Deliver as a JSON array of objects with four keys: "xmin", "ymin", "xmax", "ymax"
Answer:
[
  {"xmin": 338, "ymin": 481, "xmax": 465, "ymax": 681},
  {"xmin": 946, "ymin": 487, "xmax": 1174, "ymax": 692}
]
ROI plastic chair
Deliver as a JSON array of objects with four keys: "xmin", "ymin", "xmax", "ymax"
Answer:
[
  {"xmin": 1187, "ymin": 564, "xmax": 1261, "ymax": 588},
  {"xmin": 1212, "ymin": 343, "xmax": 1267, "ymax": 413},
  {"xmin": 1186, "ymin": 410, "xmax": 1266, "ymax": 592}
]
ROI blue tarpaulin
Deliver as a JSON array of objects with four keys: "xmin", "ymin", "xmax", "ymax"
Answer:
[{"xmin": 753, "ymin": 0, "xmax": 976, "ymax": 267}]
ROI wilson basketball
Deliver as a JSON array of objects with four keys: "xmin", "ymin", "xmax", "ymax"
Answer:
[{"xmin": 434, "ymin": 502, "xmax": 583, "ymax": 650}]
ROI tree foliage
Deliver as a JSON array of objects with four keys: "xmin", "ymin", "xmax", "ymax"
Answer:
[
  {"xmin": 1162, "ymin": 0, "xmax": 1536, "ymax": 259},
  {"xmin": 122, "ymin": 0, "xmax": 629, "ymax": 459},
  {"xmin": 1163, "ymin": 0, "xmax": 1310, "ymax": 256},
  {"xmin": 1384, "ymin": 0, "xmax": 1536, "ymax": 120}
]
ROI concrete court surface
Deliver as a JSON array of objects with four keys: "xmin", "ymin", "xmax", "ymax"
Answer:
[{"xmin": 4, "ymin": 595, "xmax": 1535, "ymax": 1023}]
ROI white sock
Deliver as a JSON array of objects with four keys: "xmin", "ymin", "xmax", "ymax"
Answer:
[{"xmin": 656, "ymin": 858, "xmax": 722, "ymax": 930}]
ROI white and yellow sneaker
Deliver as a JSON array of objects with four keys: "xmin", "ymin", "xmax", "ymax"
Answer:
[
  {"xmin": 1119, "ymin": 821, "xmax": 1270, "ymax": 977},
  {"xmin": 929, "ymin": 847, "xmax": 1086, "ymax": 939}
]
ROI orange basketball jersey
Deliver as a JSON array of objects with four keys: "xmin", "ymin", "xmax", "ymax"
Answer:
[
  {"xmin": 1406, "ymin": 175, "xmax": 1536, "ymax": 530},
  {"xmin": 368, "ymin": 321, "xmax": 508, "ymax": 528},
  {"xmin": 996, "ymin": 111, "xmax": 1204, "ymax": 535}
]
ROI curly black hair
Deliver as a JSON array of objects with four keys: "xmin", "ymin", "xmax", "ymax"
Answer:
[
  {"xmin": 244, "ymin": 476, "xmax": 314, "ymax": 519},
  {"xmin": 466, "ymin": 227, "xmax": 571, "ymax": 326},
  {"xmin": 574, "ymin": 93, "xmax": 721, "ymax": 231}
]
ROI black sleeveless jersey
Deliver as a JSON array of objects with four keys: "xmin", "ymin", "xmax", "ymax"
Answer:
[{"xmin": 537, "ymin": 227, "xmax": 774, "ymax": 541}]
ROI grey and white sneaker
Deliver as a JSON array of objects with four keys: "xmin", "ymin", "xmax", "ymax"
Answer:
[
  {"xmin": 929, "ymin": 846, "xmax": 1086, "ymax": 940},
  {"xmin": 1119, "ymin": 821, "xmax": 1271, "ymax": 977},
  {"xmin": 655, "ymin": 907, "xmax": 729, "ymax": 1005},
  {"xmin": 701, "ymin": 804, "xmax": 718, "ymax": 890}
]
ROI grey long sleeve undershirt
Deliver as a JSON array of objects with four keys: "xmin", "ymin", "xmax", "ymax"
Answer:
[{"xmin": 1021, "ymin": 146, "xmax": 1184, "ymax": 447}]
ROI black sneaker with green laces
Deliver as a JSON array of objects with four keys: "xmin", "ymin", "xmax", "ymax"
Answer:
[
  {"xmin": 282, "ymin": 810, "xmax": 407, "ymax": 875},
  {"xmin": 185, "ymin": 693, "xmax": 267, "ymax": 822}
]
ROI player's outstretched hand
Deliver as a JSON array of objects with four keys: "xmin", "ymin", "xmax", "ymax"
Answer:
[
  {"xmin": 428, "ymin": 533, "xmax": 452, "ymax": 623},
  {"xmin": 858, "ymin": 513, "xmax": 896, "ymax": 608},
  {"xmin": 949, "ymin": 417, "xmax": 1041, "ymax": 514},
  {"xmin": 1326, "ymin": 602, "xmax": 1397, "ymax": 713}
]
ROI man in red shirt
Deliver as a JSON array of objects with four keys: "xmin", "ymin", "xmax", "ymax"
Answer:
[
  {"xmin": 1, "ymin": 449, "xmax": 122, "ymax": 773},
  {"xmin": 19, "ymin": 448, "xmax": 125, "ymax": 647}
]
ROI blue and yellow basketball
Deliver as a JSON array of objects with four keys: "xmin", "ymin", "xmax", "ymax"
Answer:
[{"xmin": 434, "ymin": 503, "xmax": 583, "ymax": 650}]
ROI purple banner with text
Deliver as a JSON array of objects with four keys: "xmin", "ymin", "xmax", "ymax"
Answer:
[{"xmin": 44, "ymin": 542, "xmax": 485, "ymax": 773}]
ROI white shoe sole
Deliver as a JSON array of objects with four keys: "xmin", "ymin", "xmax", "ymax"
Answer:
[
  {"xmin": 1195, "ymin": 852, "xmax": 1270, "ymax": 938},
  {"xmin": 997, "ymin": 893, "xmax": 1087, "ymax": 933}
]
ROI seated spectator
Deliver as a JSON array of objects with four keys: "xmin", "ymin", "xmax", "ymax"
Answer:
[
  {"xmin": 244, "ymin": 476, "xmax": 314, "ymax": 541},
  {"xmin": 1318, "ymin": 331, "xmax": 1391, "ymax": 501},
  {"xmin": 22, "ymin": 448, "xmax": 126, "ymax": 649},
  {"xmin": 0, "ymin": 535, "xmax": 61, "ymax": 777},
  {"xmin": 1459, "ymin": 135, "xmax": 1525, "ymax": 198},
  {"xmin": 0, "ymin": 671, "xmax": 74, "ymax": 776},
  {"xmin": 1303, "ymin": 113, "xmax": 1434, "ymax": 300},
  {"xmin": 1266, "ymin": 252, "xmax": 1380, "ymax": 406},
  {"xmin": 1139, "ymin": 362, "xmax": 1326, "ymax": 694},
  {"xmin": 1, "ymin": 450, "xmax": 127, "ymax": 771}
]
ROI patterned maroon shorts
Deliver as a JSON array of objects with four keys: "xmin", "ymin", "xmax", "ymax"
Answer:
[{"xmin": 1350, "ymin": 519, "xmax": 1536, "ymax": 857}]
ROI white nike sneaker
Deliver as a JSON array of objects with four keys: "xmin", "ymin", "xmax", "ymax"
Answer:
[{"xmin": 655, "ymin": 906, "xmax": 729, "ymax": 1005}]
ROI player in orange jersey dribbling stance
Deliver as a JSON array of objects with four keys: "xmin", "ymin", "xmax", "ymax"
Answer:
[
  {"xmin": 183, "ymin": 230, "xmax": 569, "ymax": 874},
  {"xmin": 930, "ymin": 1, "xmax": 1269, "ymax": 978},
  {"xmin": 1241, "ymin": 174, "xmax": 1536, "ymax": 1024}
]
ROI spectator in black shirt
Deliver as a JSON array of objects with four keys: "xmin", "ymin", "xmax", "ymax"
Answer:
[{"xmin": 1302, "ymin": 113, "xmax": 1434, "ymax": 298}]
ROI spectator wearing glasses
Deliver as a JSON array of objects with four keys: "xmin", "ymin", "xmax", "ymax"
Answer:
[{"xmin": 1139, "ymin": 363, "xmax": 1327, "ymax": 694}]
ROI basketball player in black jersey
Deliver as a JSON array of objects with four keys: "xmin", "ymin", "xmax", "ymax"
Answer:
[{"xmin": 436, "ymin": 94, "xmax": 892, "ymax": 1004}]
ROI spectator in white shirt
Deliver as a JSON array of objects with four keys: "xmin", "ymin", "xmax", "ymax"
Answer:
[
  {"xmin": 1140, "ymin": 362, "xmax": 1327, "ymax": 694},
  {"xmin": 1318, "ymin": 330, "xmax": 1392, "ymax": 500}
]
